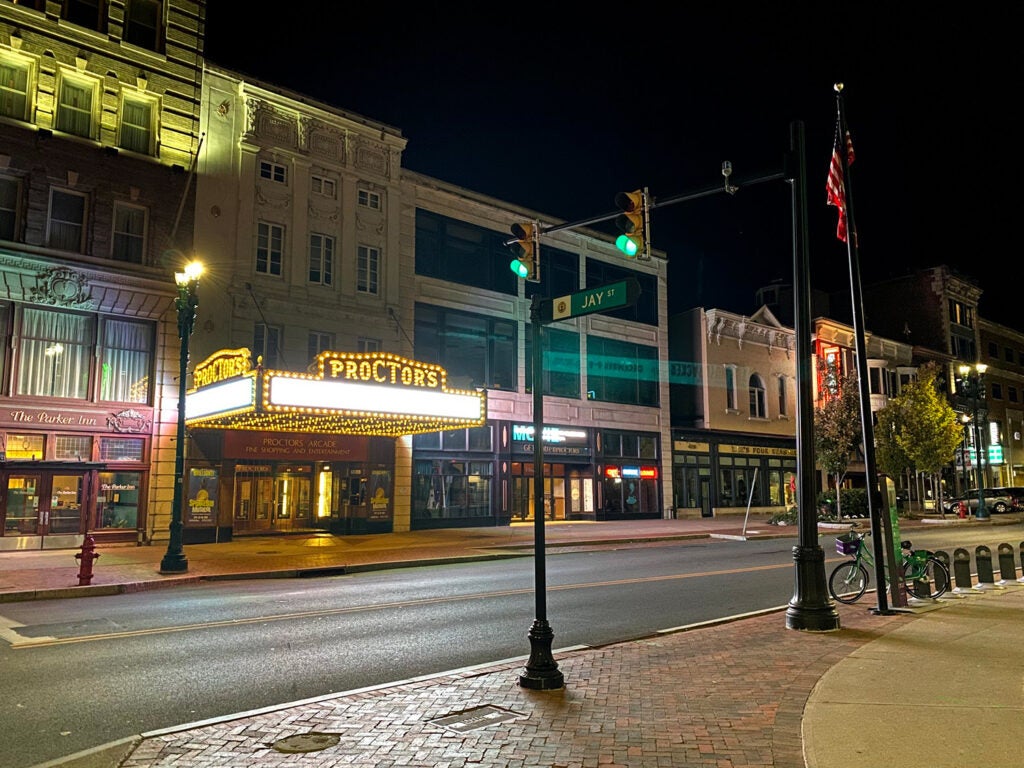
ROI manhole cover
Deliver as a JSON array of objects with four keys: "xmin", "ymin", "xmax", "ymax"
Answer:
[
  {"xmin": 270, "ymin": 732, "xmax": 340, "ymax": 753},
  {"xmin": 430, "ymin": 705, "xmax": 526, "ymax": 733}
]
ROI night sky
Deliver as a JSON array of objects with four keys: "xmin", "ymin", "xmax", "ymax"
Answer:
[{"xmin": 203, "ymin": 6, "xmax": 1016, "ymax": 330}]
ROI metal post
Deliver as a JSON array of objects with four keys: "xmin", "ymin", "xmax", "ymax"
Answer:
[
  {"xmin": 973, "ymin": 383, "xmax": 988, "ymax": 519},
  {"xmin": 519, "ymin": 294, "xmax": 563, "ymax": 689},
  {"xmin": 160, "ymin": 263, "xmax": 201, "ymax": 574},
  {"xmin": 785, "ymin": 120, "xmax": 840, "ymax": 631}
]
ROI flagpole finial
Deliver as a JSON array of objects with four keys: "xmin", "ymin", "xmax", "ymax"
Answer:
[{"xmin": 834, "ymin": 82, "xmax": 844, "ymax": 93}]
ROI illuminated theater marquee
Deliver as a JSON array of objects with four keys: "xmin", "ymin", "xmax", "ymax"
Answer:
[{"xmin": 185, "ymin": 349, "xmax": 485, "ymax": 437}]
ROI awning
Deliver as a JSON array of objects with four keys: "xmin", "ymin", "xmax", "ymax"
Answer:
[{"xmin": 184, "ymin": 349, "xmax": 487, "ymax": 437}]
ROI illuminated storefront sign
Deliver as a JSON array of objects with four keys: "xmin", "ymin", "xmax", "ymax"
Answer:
[
  {"xmin": 185, "ymin": 349, "xmax": 485, "ymax": 437},
  {"xmin": 604, "ymin": 466, "xmax": 659, "ymax": 479}
]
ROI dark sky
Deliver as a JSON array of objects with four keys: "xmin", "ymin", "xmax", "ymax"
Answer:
[{"xmin": 203, "ymin": 6, "xmax": 1017, "ymax": 329}]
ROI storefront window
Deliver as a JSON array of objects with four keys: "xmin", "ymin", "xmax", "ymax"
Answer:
[
  {"xmin": 413, "ymin": 459, "xmax": 492, "ymax": 519},
  {"xmin": 95, "ymin": 471, "xmax": 140, "ymax": 529}
]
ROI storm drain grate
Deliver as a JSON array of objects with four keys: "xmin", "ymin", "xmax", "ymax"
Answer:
[
  {"xmin": 270, "ymin": 732, "xmax": 340, "ymax": 753},
  {"xmin": 429, "ymin": 705, "xmax": 527, "ymax": 733}
]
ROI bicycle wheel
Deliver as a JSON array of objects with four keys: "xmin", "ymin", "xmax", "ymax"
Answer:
[
  {"xmin": 829, "ymin": 560, "xmax": 869, "ymax": 603},
  {"xmin": 904, "ymin": 557, "xmax": 950, "ymax": 600}
]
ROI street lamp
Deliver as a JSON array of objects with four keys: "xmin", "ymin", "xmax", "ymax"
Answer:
[
  {"xmin": 160, "ymin": 260, "xmax": 202, "ymax": 574},
  {"xmin": 960, "ymin": 413, "xmax": 971, "ymax": 495},
  {"xmin": 958, "ymin": 363, "xmax": 988, "ymax": 521}
]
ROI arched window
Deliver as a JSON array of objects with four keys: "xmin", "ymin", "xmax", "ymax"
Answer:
[{"xmin": 748, "ymin": 374, "xmax": 766, "ymax": 418}]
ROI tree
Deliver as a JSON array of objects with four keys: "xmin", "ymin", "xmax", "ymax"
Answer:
[
  {"xmin": 876, "ymin": 362, "xmax": 962, "ymax": 516},
  {"xmin": 814, "ymin": 372, "xmax": 863, "ymax": 520}
]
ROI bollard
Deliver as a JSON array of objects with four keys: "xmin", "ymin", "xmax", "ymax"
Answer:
[
  {"xmin": 973, "ymin": 545, "xmax": 1003, "ymax": 591},
  {"xmin": 934, "ymin": 550, "xmax": 951, "ymax": 595},
  {"xmin": 952, "ymin": 548, "xmax": 974, "ymax": 593},
  {"xmin": 1019, "ymin": 542, "xmax": 1024, "ymax": 584},
  {"xmin": 997, "ymin": 543, "xmax": 1017, "ymax": 585},
  {"xmin": 74, "ymin": 534, "xmax": 100, "ymax": 586}
]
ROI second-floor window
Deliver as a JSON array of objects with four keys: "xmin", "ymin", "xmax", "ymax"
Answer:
[
  {"xmin": 112, "ymin": 202, "xmax": 147, "ymax": 263},
  {"xmin": 0, "ymin": 58, "xmax": 31, "ymax": 121},
  {"xmin": 259, "ymin": 161, "xmax": 287, "ymax": 184},
  {"xmin": 256, "ymin": 222, "xmax": 284, "ymax": 276},
  {"xmin": 777, "ymin": 376, "xmax": 788, "ymax": 416},
  {"xmin": 0, "ymin": 176, "xmax": 20, "ymax": 241},
  {"xmin": 357, "ymin": 188, "xmax": 381, "ymax": 210},
  {"xmin": 725, "ymin": 365, "xmax": 736, "ymax": 411},
  {"xmin": 748, "ymin": 374, "xmax": 766, "ymax": 419},
  {"xmin": 308, "ymin": 233, "xmax": 334, "ymax": 285},
  {"xmin": 357, "ymin": 245, "xmax": 379, "ymax": 295},
  {"xmin": 311, "ymin": 175, "xmax": 336, "ymax": 198},
  {"xmin": 123, "ymin": 0, "xmax": 163, "ymax": 52},
  {"xmin": 254, "ymin": 323, "xmax": 281, "ymax": 369},
  {"xmin": 55, "ymin": 76, "xmax": 97, "ymax": 138},
  {"xmin": 47, "ymin": 188, "xmax": 87, "ymax": 252},
  {"xmin": 307, "ymin": 331, "xmax": 333, "ymax": 360},
  {"xmin": 119, "ymin": 96, "xmax": 154, "ymax": 154}
]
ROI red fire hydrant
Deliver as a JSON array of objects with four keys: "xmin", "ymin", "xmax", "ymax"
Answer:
[
  {"xmin": 75, "ymin": 535, "xmax": 100, "ymax": 586},
  {"xmin": 958, "ymin": 501, "xmax": 968, "ymax": 519}
]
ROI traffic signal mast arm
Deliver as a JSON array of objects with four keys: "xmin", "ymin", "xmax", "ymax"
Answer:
[{"xmin": 502, "ymin": 164, "xmax": 786, "ymax": 254}]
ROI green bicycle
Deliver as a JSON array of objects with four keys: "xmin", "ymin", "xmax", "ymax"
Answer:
[{"xmin": 828, "ymin": 529, "xmax": 950, "ymax": 604}]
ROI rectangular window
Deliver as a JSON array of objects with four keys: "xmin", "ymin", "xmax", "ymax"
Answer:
[
  {"xmin": 988, "ymin": 341, "xmax": 998, "ymax": 358},
  {"xmin": 0, "ymin": 58, "xmax": 31, "ymax": 121},
  {"xmin": 415, "ymin": 304, "xmax": 517, "ymax": 391},
  {"xmin": 748, "ymin": 375, "xmax": 766, "ymax": 418},
  {"xmin": 1006, "ymin": 347, "xmax": 1015, "ymax": 363},
  {"xmin": 63, "ymin": 0, "xmax": 107, "ymax": 31},
  {"xmin": 1009, "ymin": 386, "xmax": 1019, "ymax": 404},
  {"xmin": 5, "ymin": 433, "xmax": 45, "ymax": 460},
  {"xmin": 47, "ymin": 188, "xmax": 87, "ymax": 252},
  {"xmin": 778, "ymin": 376, "xmax": 788, "ymax": 416},
  {"xmin": 100, "ymin": 437, "xmax": 145, "ymax": 461},
  {"xmin": 991, "ymin": 382, "xmax": 1003, "ymax": 400},
  {"xmin": 16, "ymin": 308, "xmax": 95, "ymax": 399},
  {"xmin": 111, "ymin": 202, "xmax": 147, "ymax": 263},
  {"xmin": 311, "ymin": 175, "xmax": 336, "ymax": 198},
  {"xmin": 259, "ymin": 160, "xmax": 287, "ymax": 184},
  {"xmin": 307, "ymin": 331, "xmax": 333, "ymax": 361},
  {"xmin": 586, "ymin": 335, "xmax": 659, "ymax": 407},
  {"xmin": 55, "ymin": 77, "xmax": 95, "ymax": 138},
  {"xmin": 308, "ymin": 233, "xmax": 334, "ymax": 285},
  {"xmin": 122, "ymin": 0, "xmax": 163, "ymax": 52},
  {"xmin": 100, "ymin": 318, "xmax": 153, "ymax": 403},
  {"xmin": 254, "ymin": 323, "xmax": 281, "ymax": 369},
  {"xmin": 357, "ymin": 337, "xmax": 380, "ymax": 353},
  {"xmin": 119, "ymin": 96, "xmax": 154, "ymax": 154},
  {"xmin": 357, "ymin": 188, "xmax": 381, "ymax": 210},
  {"xmin": 256, "ymin": 222, "xmax": 284, "ymax": 276},
  {"xmin": 526, "ymin": 325, "xmax": 580, "ymax": 398},
  {"xmin": 54, "ymin": 435, "xmax": 92, "ymax": 460},
  {"xmin": 725, "ymin": 366, "xmax": 736, "ymax": 410},
  {"xmin": 0, "ymin": 175, "xmax": 21, "ymax": 241},
  {"xmin": 357, "ymin": 245, "xmax": 379, "ymax": 295}
]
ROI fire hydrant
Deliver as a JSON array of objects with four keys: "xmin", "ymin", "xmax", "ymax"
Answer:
[
  {"xmin": 958, "ymin": 501, "xmax": 968, "ymax": 520},
  {"xmin": 75, "ymin": 535, "xmax": 100, "ymax": 586}
]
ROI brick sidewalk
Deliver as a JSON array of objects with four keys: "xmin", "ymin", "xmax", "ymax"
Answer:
[{"xmin": 105, "ymin": 602, "xmax": 908, "ymax": 768}]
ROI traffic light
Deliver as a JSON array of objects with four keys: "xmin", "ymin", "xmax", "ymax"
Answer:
[
  {"xmin": 614, "ymin": 188, "xmax": 648, "ymax": 259},
  {"xmin": 509, "ymin": 221, "xmax": 539, "ymax": 281}
]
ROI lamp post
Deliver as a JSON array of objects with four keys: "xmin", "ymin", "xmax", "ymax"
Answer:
[
  {"xmin": 160, "ymin": 261, "xmax": 202, "ymax": 574},
  {"xmin": 960, "ymin": 413, "xmax": 971, "ymax": 494},
  {"xmin": 958, "ymin": 363, "xmax": 988, "ymax": 521}
]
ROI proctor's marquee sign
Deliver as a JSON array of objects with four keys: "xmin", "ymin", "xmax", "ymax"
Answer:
[{"xmin": 185, "ymin": 349, "xmax": 486, "ymax": 438}]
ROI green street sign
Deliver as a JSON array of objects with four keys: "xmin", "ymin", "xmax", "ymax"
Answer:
[{"xmin": 542, "ymin": 278, "xmax": 640, "ymax": 323}]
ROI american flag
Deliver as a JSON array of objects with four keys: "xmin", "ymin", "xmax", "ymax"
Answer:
[{"xmin": 826, "ymin": 129, "xmax": 855, "ymax": 242}]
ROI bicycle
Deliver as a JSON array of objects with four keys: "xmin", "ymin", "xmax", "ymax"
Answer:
[{"xmin": 827, "ymin": 528, "xmax": 950, "ymax": 604}]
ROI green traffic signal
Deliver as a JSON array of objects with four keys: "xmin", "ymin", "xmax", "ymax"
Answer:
[
  {"xmin": 508, "ymin": 222, "xmax": 537, "ymax": 280},
  {"xmin": 614, "ymin": 189, "xmax": 646, "ymax": 258}
]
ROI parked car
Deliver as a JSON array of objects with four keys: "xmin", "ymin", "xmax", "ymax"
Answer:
[
  {"xmin": 991, "ymin": 487, "xmax": 1024, "ymax": 511},
  {"xmin": 941, "ymin": 489, "xmax": 1017, "ymax": 515}
]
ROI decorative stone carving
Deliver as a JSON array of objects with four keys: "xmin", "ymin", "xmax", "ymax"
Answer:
[
  {"xmin": 353, "ymin": 139, "xmax": 389, "ymax": 178},
  {"xmin": 302, "ymin": 118, "xmax": 345, "ymax": 162},
  {"xmin": 255, "ymin": 185, "xmax": 291, "ymax": 210},
  {"xmin": 30, "ymin": 266, "xmax": 93, "ymax": 308},
  {"xmin": 107, "ymin": 408, "xmax": 151, "ymax": 434},
  {"xmin": 246, "ymin": 98, "xmax": 298, "ymax": 147}
]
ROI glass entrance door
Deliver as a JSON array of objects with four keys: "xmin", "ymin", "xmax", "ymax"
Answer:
[
  {"xmin": 50, "ymin": 474, "xmax": 84, "ymax": 534},
  {"xmin": 3, "ymin": 473, "xmax": 42, "ymax": 535}
]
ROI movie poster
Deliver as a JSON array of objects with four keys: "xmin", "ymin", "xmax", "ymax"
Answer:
[{"xmin": 368, "ymin": 469, "xmax": 392, "ymax": 520}]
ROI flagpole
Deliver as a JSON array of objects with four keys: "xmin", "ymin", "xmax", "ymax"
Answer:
[{"xmin": 833, "ymin": 83, "xmax": 898, "ymax": 615}]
